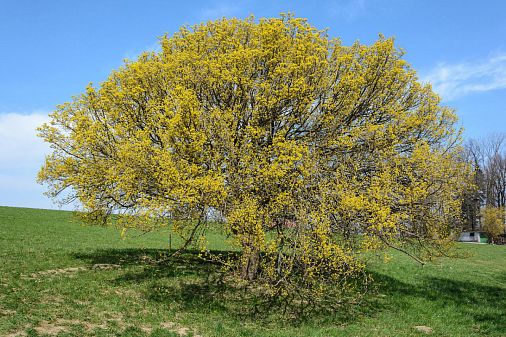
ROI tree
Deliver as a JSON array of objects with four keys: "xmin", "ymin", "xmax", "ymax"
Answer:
[
  {"xmin": 487, "ymin": 151, "xmax": 506, "ymax": 208},
  {"xmin": 461, "ymin": 143, "xmax": 484, "ymax": 230},
  {"xmin": 466, "ymin": 134, "xmax": 506, "ymax": 209},
  {"xmin": 38, "ymin": 15, "xmax": 470, "ymax": 311},
  {"xmin": 482, "ymin": 206, "xmax": 506, "ymax": 243},
  {"xmin": 463, "ymin": 134, "xmax": 506, "ymax": 234}
]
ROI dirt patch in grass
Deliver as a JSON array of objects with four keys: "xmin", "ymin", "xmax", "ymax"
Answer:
[
  {"xmin": 414, "ymin": 325, "xmax": 433, "ymax": 334},
  {"xmin": 176, "ymin": 327, "xmax": 189, "ymax": 336},
  {"xmin": 139, "ymin": 325, "xmax": 153, "ymax": 333},
  {"xmin": 22, "ymin": 264, "xmax": 121, "ymax": 279},
  {"xmin": 34, "ymin": 321, "xmax": 69, "ymax": 335},
  {"xmin": 81, "ymin": 321, "xmax": 108, "ymax": 332},
  {"xmin": 0, "ymin": 308, "xmax": 16, "ymax": 316},
  {"xmin": 25, "ymin": 266, "xmax": 86, "ymax": 279},
  {"xmin": 40, "ymin": 294, "xmax": 65, "ymax": 305},
  {"xmin": 4, "ymin": 329, "xmax": 27, "ymax": 337},
  {"xmin": 160, "ymin": 321, "xmax": 201, "ymax": 336},
  {"xmin": 5, "ymin": 317, "xmax": 132, "ymax": 336},
  {"xmin": 91, "ymin": 263, "xmax": 121, "ymax": 270},
  {"xmin": 73, "ymin": 299, "xmax": 91, "ymax": 306},
  {"xmin": 160, "ymin": 322, "xmax": 175, "ymax": 329}
]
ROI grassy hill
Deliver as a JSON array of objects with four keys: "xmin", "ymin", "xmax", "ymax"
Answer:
[{"xmin": 0, "ymin": 206, "xmax": 505, "ymax": 336}]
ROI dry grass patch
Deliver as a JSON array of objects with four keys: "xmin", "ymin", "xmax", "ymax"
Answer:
[{"xmin": 22, "ymin": 264, "xmax": 121, "ymax": 280}]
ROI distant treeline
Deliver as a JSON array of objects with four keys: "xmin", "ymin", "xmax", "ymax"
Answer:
[{"xmin": 461, "ymin": 133, "xmax": 506, "ymax": 239}]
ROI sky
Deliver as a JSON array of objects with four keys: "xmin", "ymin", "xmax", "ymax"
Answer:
[{"xmin": 1, "ymin": 0, "xmax": 505, "ymax": 210}]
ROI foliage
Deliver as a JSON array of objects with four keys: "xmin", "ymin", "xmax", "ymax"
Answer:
[
  {"xmin": 481, "ymin": 206, "xmax": 505, "ymax": 240},
  {"xmin": 38, "ymin": 15, "xmax": 471, "ymax": 310}
]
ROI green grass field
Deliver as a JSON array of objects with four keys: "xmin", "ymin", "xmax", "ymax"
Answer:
[{"xmin": 1, "ymin": 206, "xmax": 505, "ymax": 337}]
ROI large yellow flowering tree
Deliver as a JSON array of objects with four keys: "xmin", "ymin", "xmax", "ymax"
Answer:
[{"xmin": 38, "ymin": 15, "xmax": 470, "ymax": 310}]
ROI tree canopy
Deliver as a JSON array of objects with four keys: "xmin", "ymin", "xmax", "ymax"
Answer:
[{"xmin": 38, "ymin": 15, "xmax": 471, "ymax": 310}]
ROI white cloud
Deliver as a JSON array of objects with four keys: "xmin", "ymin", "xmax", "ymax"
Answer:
[
  {"xmin": 0, "ymin": 112, "xmax": 57, "ymax": 209},
  {"xmin": 0, "ymin": 112, "xmax": 50, "ymax": 170},
  {"xmin": 423, "ymin": 54, "xmax": 506, "ymax": 101}
]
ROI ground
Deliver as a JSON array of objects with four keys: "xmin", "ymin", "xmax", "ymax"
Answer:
[{"xmin": 0, "ymin": 206, "xmax": 505, "ymax": 337}]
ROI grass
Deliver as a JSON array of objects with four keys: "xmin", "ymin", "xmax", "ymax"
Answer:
[{"xmin": 0, "ymin": 205, "xmax": 505, "ymax": 336}]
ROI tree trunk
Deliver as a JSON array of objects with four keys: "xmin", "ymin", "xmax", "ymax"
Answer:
[{"xmin": 241, "ymin": 246, "xmax": 260, "ymax": 281}]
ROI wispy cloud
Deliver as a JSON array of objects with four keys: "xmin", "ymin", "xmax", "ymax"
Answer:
[{"xmin": 423, "ymin": 54, "xmax": 506, "ymax": 101}]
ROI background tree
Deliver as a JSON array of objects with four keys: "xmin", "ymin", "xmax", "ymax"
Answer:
[
  {"xmin": 479, "ymin": 134, "xmax": 506, "ymax": 208},
  {"xmin": 463, "ymin": 134, "xmax": 506, "ymax": 234},
  {"xmin": 467, "ymin": 134, "xmax": 506, "ymax": 207},
  {"xmin": 38, "ymin": 15, "xmax": 471, "ymax": 311},
  {"xmin": 481, "ymin": 206, "xmax": 506, "ymax": 243},
  {"xmin": 461, "ymin": 142, "xmax": 484, "ymax": 230}
]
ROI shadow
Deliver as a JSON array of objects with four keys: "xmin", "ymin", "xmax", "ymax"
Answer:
[
  {"xmin": 73, "ymin": 248, "xmax": 367, "ymax": 324},
  {"xmin": 73, "ymin": 248, "xmax": 506, "ymax": 333},
  {"xmin": 73, "ymin": 248, "xmax": 174, "ymax": 266},
  {"xmin": 73, "ymin": 248, "xmax": 238, "ymax": 285},
  {"xmin": 370, "ymin": 270, "xmax": 506, "ymax": 334}
]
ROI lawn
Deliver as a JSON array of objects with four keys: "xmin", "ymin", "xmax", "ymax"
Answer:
[{"xmin": 0, "ymin": 206, "xmax": 505, "ymax": 336}]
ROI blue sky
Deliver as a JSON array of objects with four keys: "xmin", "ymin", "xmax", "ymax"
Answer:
[{"xmin": 1, "ymin": 0, "xmax": 505, "ymax": 209}]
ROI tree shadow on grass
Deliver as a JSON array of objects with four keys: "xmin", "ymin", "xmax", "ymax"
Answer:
[
  {"xmin": 73, "ymin": 248, "xmax": 506, "ymax": 332},
  {"xmin": 74, "ymin": 248, "xmax": 237, "ymax": 282},
  {"xmin": 370, "ymin": 270, "xmax": 506, "ymax": 335},
  {"xmin": 73, "ymin": 248, "xmax": 367, "ymax": 324},
  {"xmin": 73, "ymin": 248, "xmax": 176, "ymax": 266}
]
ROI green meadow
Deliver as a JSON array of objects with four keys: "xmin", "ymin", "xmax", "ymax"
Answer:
[{"xmin": 0, "ymin": 206, "xmax": 505, "ymax": 337}]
